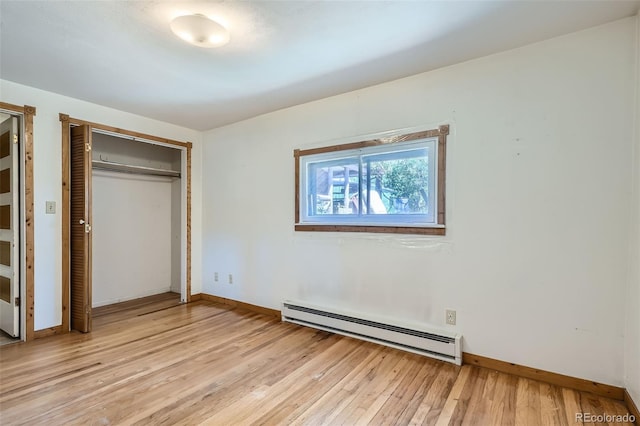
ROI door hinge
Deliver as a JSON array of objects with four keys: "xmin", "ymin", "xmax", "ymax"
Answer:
[
  {"xmin": 85, "ymin": 305, "xmax": 91, "ymax": 314},
  {"xmin": 14, "ymin": 297, "xmax": 19, "ymax": 307},
  {"xmin": 12, "ymin": 134, "xmax": 18, "ymax": 144},
  {"xmin": 85, "ymin": 143, "xmax": 92, "ymax": 152}
]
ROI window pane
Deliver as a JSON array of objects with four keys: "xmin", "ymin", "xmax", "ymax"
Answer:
[
  {"xmin": 296, "ymin": 129, "xmax": 445, "ymax": 231},
  {"xmin": 363, "ymin": 148, "xmax": 430, "ymax": 215},
  {"xmin": 308, "ymin": 158, "xmax": 360, "ymax": 216}
]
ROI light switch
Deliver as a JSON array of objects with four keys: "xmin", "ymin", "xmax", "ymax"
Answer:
[{"xmin": 45, "ymin": 201, "xmax": 56, "ymax": 214}]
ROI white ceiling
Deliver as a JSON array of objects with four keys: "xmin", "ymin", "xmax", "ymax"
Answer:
[{"xmin": 1, "ymin": 1, "xmax": 639, "ymax": 131}]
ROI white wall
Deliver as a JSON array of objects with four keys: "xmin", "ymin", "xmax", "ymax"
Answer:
[
  {"xmin": 171, "ymin": 177, "xmax": 182, "ymax": 293},
  {"xmin": 0, "ymin": 79, "xmax": 203, "ymax": 330},
  {"xmin": 92, "ymin": 171, "xmax": 173, "ymax": 307},
  {"xmin": 624, "ymin": 12, "xmax": 640, "ymax": 408},
  {"xmin": 201, "ymin": 17, "xmax": 637, "ymax": 387}
]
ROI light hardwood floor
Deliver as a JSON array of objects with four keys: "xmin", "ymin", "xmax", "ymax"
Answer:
[{"xmin": 0, "ymin": 296, "xmax": 634, "ymax": 425}]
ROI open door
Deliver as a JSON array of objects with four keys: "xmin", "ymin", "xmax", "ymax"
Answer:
[
  {"xmin": 70, "ymin": 125, "xmax": 92, "ymax": 332},
  {"xmin": 0, "ymin": 116, "xmax": 19, "ymax": 337}
]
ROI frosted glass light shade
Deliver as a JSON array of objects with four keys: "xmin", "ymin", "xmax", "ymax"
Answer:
[{"xmin": 170, "ymin": 14, "xmax": 230, "ymax": 48}]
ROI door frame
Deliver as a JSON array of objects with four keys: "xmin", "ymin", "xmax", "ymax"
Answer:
[
  {"xmin": 59, "ymin": 114, "xmax": 192, "ymax": 333},
  {"xmin": 0, "ymin": 102, "xmax": 35, "ymax": 342}
]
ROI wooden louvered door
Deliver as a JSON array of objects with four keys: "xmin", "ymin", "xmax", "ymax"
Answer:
[
  {"xmin": 70, "ymin": 125, "xmax": 92, "ymax": 332},
  {"xmin": 0, "ymin": 115, "xmax": 19, "ymax": 337}
]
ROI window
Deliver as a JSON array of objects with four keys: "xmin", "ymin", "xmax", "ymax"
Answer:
[{"xmin": 294, "ymin": 125, "xmax": 449, "ymax": 235}]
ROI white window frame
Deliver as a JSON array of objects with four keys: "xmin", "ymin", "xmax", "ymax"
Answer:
[{"xmin": 294, "ymin": 125, "xmax": 449, "ymax": 235}]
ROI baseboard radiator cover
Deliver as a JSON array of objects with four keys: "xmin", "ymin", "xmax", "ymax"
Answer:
[{"xmin": 282, "ymin": 300, "xmax": 462, "ymax": 365}]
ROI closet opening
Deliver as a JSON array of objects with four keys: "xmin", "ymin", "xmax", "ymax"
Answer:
[{"xmin": 60, "ymin": 115, "xmax": 191, "ymax": 333}]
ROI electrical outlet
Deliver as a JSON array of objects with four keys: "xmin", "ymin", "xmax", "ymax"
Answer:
[
  {"xmin": 228, "ymin": 274, "xmax": 233, "ymax": 284},
  {"xmin": 446, "ymin": 309, "xmax": 457, "ymax": 325},
  {"xmin": 214, "ymin": 272, "xmax": 218, "ymax": 282}
]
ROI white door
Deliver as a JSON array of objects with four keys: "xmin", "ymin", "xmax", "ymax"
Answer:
[{"xmin": 0, "ymin": 115, "xmax": 20, "ymax": 337}]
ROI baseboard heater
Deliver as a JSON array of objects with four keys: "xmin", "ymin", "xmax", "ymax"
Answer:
[{"xmin": 282, "ymin": 300, "xmax": 462, "ymax": 365}]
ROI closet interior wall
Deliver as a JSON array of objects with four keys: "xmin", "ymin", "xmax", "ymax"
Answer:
[{"xmin": 91, "ymin": 132, "xmax": 181, "ymax": 307}]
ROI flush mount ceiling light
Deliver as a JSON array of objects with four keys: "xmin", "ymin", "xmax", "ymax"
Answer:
[{"xmin": 170, "ymin": 14, "xmax": 230, "ymax": 48}]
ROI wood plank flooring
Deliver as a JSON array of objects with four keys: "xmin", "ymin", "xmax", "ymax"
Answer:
[{"xmin": 0, "ymin": 297, "xmax": 634, "ymax": 425}]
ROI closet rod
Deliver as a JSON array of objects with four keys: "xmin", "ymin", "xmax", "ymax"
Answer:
[{"xmin": 92, "ymin": 160, "xmax": 181, "ymax": 178}]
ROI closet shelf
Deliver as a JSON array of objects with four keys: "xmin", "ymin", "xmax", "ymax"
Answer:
[{"xmin": 92, "ymin": 160, "xmax": 181, "ymax": 178}]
